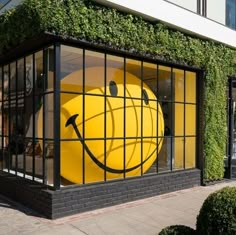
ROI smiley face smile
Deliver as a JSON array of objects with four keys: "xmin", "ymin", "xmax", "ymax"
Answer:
[
  {"xmin": 59, "ymin": 67, "xmax": 164, "ymax": 184},
  {"xmin": 66, "ymin": 114, "xmax": 163, "ymax": 174}
]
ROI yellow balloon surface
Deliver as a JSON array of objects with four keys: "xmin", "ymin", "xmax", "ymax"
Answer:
[{"xmin": 59, "ymin": 67, "xmax": 164, "ymax": 184}]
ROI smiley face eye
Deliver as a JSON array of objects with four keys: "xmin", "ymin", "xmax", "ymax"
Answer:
[
  {"xmin": 109, "ymin": 80, "xmax": 118, "ymax": 97},
  {"xmin": 142, "ymin": 89, "xmax": 149, "ymax": 105}
]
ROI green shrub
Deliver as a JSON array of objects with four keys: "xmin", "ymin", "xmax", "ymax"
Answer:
[
  {"xmin": 196, "ymin": 187, "xmax": 236, "ymax": 235},
  {"xmin": 159, "ymin": 225, "xmax": 196, "ymax": 235}
]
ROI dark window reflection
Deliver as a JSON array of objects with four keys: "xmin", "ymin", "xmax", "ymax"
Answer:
[{"xmin": 226, "ymin": 0, "xmax": 236, "ymax": 29}]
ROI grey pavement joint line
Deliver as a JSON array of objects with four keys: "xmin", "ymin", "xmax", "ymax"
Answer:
[{"xmin": 70, "ymin": 224, "xmax": 90, "ymax": 235}]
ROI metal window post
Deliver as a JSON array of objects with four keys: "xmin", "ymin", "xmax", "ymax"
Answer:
[{"xmin": 53, "ymin": 42, "xmax": 61, "ymax": 189}]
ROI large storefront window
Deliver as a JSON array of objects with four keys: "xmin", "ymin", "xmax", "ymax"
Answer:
[
  {"xmin": 0, "ymin": 43, "xmax": 198, "ymax": 187},
  {"xmin": 60, "ymin": 45, "xmax": 198, "ymax": 185},
  {"xmin": 0, "ymin": 46, "xmax": 55, "ymax": 185}
]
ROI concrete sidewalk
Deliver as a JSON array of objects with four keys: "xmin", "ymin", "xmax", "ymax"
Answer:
[{"xmin": 0, "ymin": 180, "xmax": 236, "ymax": 235}]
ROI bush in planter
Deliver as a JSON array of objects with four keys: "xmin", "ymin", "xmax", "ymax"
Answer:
[
  {"xmin": 196, "ymin": 186, "xmax": 236, "ymax": 235},
  {"xmin": 159, "ymin": 225, "xmax": 196, "ymax": 235}
]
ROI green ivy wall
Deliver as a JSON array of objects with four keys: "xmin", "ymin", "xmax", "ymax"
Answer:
[{"xmin": 1, "ymin": 0, "xmax": 236, "ymax": 180}]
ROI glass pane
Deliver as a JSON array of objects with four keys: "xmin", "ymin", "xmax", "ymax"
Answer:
[
  {"xmin": 17, "ymin": 59, "xmax": 24, "ymax": 166},
  {"xmin": 126, "ymin": 59, "xmax": 141, "ymax": 99},
  {"xmin": 106, "ymin": 138, "xmax": 124, "ymax": 181},
  {"xmin": 10, "ymin": 62, "xmax": 16, "ymax": 95},
  {"xmin": 45, "ymin": 140, "xmax": 54, "ymax": 185},
  {"xmin": 126, "ymin": 98, "xmax": 141, "ymax": 138},
  {"xmin": 45, "ymin": 93, "xmax": 54, "ymax": 139},
  {"xmin": 106, "ymin": 55, "xmax": 124, "ymax": 97},
  {"xmin": 143, "ymin": 100, "xmax": 158, "ymax": 137},
  {"xmin": 158, "ymin": 136, "xmax": 172, "ymax": 172},
  {"xmin": 162, "ymin": 101, "xmax": 172, "ymax": 136},
  {"xmin": 106, "ymin": 97, "xmax": 124, "ymax": 138},
  {"xmin": 158, "ymin": 66, "xmax": 172, "ymax": 102},
  {"xmin": 185, "ymin": 71, "xmax": 196, "ymax": 103},
  {"xmin": 185, "ymin": 137, "xmax": 196, "ymax": 168},
  {"xmin": 84, "ymin": 140, "xmax": 104, "ymax": 184},
  {"xmin": 174, "ymin": 137, "xmax": 184, "ymax": 170},
  {"xmin": 61, "ymin": 93, "xmax": 83, "ymax": 140},
  {"xmin": 142, "ymin": 135, "xmax": 159, "ymax": 175},
  {"xmin": 3, "ymin": 66, "xmax": 9, "ymax": 171},
  {"xmin": 25, "ymin": 138, "xmax": 33, "ymax": 180},
  {"xmin": 185, "ymin": 104, "xmax": 196, "ymax": 136},
  {"xmin": 85, "ymin": 50, "xmax": 104, "ymax": 94},
  {"xmin": 35, "ymin": 96, "xmax": 43, "ymax": 139},
  {"xmin": 35, "ymin": 51, "xmax": 44, "ymax": 96},
  {"xmin": 125, "ymin": 137, "xmax": 142, "ymax": 177},
  {"xmin": 143, "ymin": 62, "xmax": 157, "ymax": 97},
  {"xmin": 226, "ymin": 0, "xmax": 236, "ymax": 29},
  {"xmin": 47, "ymin": 46, "xmax": 54, "ymax": 91},
  {"xmin": 34, "ymin": 138, "xmax": 43, "ymax": 180},
  {"xmin": 61, "ymin": 45, "xmax": 83, "ymax": 93},
  {"xmin": 35, "ymin": 51, "xmax": 44, "ymax": 143},
  {"xmin": 0, "ymin": 67, "xmax": 2, "ymax": 170},
  {"xmin": 84, "ymin": 95, "xmax": 104, "ymax": 139},
  {"xmin": 25, "ymin": 55, "xmax": 33, "ymax": 139},
  {"xmin": 174, "ymin": 68, "xmax": 184, "ymax": 102},
  {"xmin": 8, "ymin": 63, "xmax": 16, "ymax": 172},
  {"xmin": 25, "ymin": 55, "xmax": 33, "ymax": 97},
  {"xmin": 175, "ymin": 103, "xmax": 184, "ymax": 136},
  {"xmin": 61, "ymin": 139, "xmax": 81, "ymax": 184}
]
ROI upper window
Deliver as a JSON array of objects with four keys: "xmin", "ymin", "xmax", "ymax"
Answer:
[
  {"xmin": 0, "ymin": 0, "xmax": 10, "ymax": 9},
  {"xmin": 226, "ymin": 0, "xmax": 236, "ymax": 29}
]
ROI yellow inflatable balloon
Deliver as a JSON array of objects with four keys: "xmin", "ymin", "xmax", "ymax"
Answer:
[{"xmin": 59, "ymin": 67, "xmax": 164, "ymax": 184}]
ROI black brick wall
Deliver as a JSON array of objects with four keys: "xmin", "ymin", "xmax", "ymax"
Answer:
[{"xmin": 0, "ymin": 169, "xmax": 201, "ymax": 219}]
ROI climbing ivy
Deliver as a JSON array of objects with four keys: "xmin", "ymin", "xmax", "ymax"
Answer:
[{"xmin": 1, "ymin": 0, "xmax": 236, "ymax": 180}]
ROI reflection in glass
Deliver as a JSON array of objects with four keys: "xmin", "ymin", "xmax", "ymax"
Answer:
[
  {"xmin": 0, "ymin": 44, "xmax": 198, "ymax": 187},
  {"xmin": 174, "ymin": 137, "xmax": 184, "ymax": 170},
  {"xmin": 85, "ymin": 140, "xmax": 105, "ymax": 183},
  {"xmin": 126, "ymin": 59, "xmax": 141, "ymax": 99},
  {"xmin": 226, "ymin": 0, "xmax": 236, "ymax": 29},
  {"xmin": 185, "ymin": 104, "xmax": 196, "ymax": 136},
  {"xmin": 158, "ymin": 136, "xmax": 172, "ymax": 172},
  {"xmin": 143, "ymin": 62, "xmax": 157, "ymax": 98},
  {"xmin": 61, "ymin": 46, "xmax": 83, "ymax": 93},
  {"xmin": 186, "ymin": 71, "xmax": 196, "ymax": 103},
  {"xmin": 85, "ymin": 50, "xmax": 104, "ymax": 94},
  {"xmin": 174, "ymin": 68, "xmax": 184, "ymax": 102},
  {"xmin": 175, "ymin": 103, "xmax": 184, "ymax": 136},
  {"xmin": 106, "ymin": 97, "xmax": 124, "ymax": 138},
  {"xmin": 45, "ymin": 140, "xmax": 54, "ymax": 185},
  {"xmin": 185, "ymin": 137, "xmax": 196, "ymax": 168},
  {"xmin": 47, "ymin": 47, "xmax": 54, "ymax": 91},
  {"xmin": 158, "ymin": 66, "xmax": 171, "ymax": 101},
  {"xmin": 25, "ymin": 55, "xmax": 33, "ymax": 139},
  {"xmin": 106, "ymin": 55, "xmax": 124, "ymax": 96}
]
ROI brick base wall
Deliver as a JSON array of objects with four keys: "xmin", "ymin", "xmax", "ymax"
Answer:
[{"xmin": 0, "ymin": 169, "xmax": 201, "ymax": 219}]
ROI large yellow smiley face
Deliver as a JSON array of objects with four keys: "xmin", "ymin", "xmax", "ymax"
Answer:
[{"xmin": 60, "ymin": 67, "xmax": 164, "ymax": 184}]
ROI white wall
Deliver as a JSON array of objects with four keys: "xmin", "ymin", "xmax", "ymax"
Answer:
[
  {"xmin": 207, "ymin": 0, "xmax": 226, "ymax": 24},
  {"xmin": 96, "ymin": 0, "xmax": 236, "ymax": 49},
  {"xmin": 167, "ymin": 0, "xmax": 197, "ymax": 12}
]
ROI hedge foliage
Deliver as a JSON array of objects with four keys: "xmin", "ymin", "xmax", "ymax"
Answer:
[
  {"xmin": 159, "ymin": 225, "xmax": 196, "ymax": 235},
  {"xmin": 1, "ymin": 0, "xmax": 236, "ymax": 180},
  {"xmin": 196, "ymin": 187, "xmax": 236, "ymax": 235}
]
